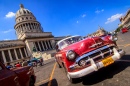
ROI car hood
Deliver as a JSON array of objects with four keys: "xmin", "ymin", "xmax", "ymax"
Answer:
[{"xmin": 62, "ymin": 37, "xmax": 105, "ymax": 56}]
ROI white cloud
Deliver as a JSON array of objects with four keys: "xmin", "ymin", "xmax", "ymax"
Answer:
[
  {"xmin": 82, "ymin": 14, "xmax": 86, "ymax": 18},
  {"xmin": 95, "ymin": 9, "xmax": 104, "ymax": 14},
  {"xmin": 76, "ymin": 21, "xmax": 79, "ymax": 23},
  {"xmin": 105, "ymin": 13, "xmax": 123, "ymax": 24},
  {"xmin": 2, "ymin": 29, "xmax": 13, "ymax": 33},
  {"xmin": 4, "ymin": 39, "xmax": 10, "ymax": 40},
  {"xmin": 5, "ymin": 12, "xmax": 15, "ymax": 18}
]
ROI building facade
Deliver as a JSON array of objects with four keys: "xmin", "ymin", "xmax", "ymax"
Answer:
[
  {"xmin": 119, "ymin": 9, "xmax": 130, "ymax": 29},
  {"xmin": 87, "ymin": 28, "xmax": 108, "ymax": 37},
  {"xmin": 0, "ymin": 4, "xmax": 61, "ymax": 64}
]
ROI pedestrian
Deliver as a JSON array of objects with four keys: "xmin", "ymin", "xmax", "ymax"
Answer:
[
  {"xmin": 22, "ymin": 60, "xmax": 28, "ymax": 66},
  {"xmin": 15, "ymin": 62, "xmax": 21, "ymax": 67},
  {"xmin": 6, "ymin": 63, "xmax": 13, "ymax": 69}
]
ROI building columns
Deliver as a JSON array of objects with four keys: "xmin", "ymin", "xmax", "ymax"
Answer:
[
  {"xmin": 44, "ymin": 41, "xmax": 48, "ymax": 50},
  {"xmin": 37, "ymin": 42, "xmax": 42, "ymax": 51},
  {"xmin": 14, "ymin": 49, "xmax": 19, "ymax": 60},
  {"xmin": 8, "ymin": 50, "xmax": 13, "ymax": 62},
  {"xmin": 24, "ymin": 48, "xmax": 28, "ymax": 57},
  {"xmin": 19, "ymin": 48, "xmax": 23, "ymax": 59},
  {"xmin": 47, "ymin": 40, "xmax": 51, "ymax": 49},
  {"xmin": 41, "ymin": 41, "xmax": 45, "ymax": 50},
  {"xmin": 2, "ymin": 51, "xmax": 6, "ymax": 63}
]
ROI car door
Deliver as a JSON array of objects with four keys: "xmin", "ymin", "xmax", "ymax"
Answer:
[{"xmin": 0, "ymin": 64, "xmax": 20, "ymax": 86}]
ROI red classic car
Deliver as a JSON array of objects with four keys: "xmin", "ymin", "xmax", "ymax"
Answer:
[
  {"xmin": 55, "ymin": 35, "xmax": 125, "ymax": 83},
  {"xmin": 121, "ymin": 27, "xmax": 128, "ymax": 33}
]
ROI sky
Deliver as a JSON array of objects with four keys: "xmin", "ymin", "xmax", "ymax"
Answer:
[{"xmin": 0, "ymin": 0, "xmax": 130, "ymax": 40}]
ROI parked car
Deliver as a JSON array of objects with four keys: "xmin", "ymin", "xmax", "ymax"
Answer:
[
  {"xmin": 0, "ymin": 61, "xmax": 36, "ymax": 86},
  {"xmin": 55, "ymin": 35, "xmax": 125, "ymax": 83},
  {"xmin": 121, "ymin": 27, "xmax": 128, "ymax": 33}
]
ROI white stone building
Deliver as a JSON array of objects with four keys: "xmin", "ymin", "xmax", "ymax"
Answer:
[
  {"xmin": 0, "ymin": 4, "xmax": 60, "ymax": 64},
  {"xmin": 119, "ymin": 9, "xmax": 130, "ymax": 28}
]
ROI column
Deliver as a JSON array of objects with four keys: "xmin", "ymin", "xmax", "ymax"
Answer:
[
  {"xmin": 2, "ymin": 51, "xmax": 6, "ymax": 63},
  {"xmin": 47, "ymin": 40, "xmax": 51, "ymax": 49},
  {"xmin": 41, "ymin": 41, "xmax": 45, "ymax": 50},
  {"xmin": 24, "ymin": 48, "xmax": 28, "ymax": 57},
  {"xmin": 38, "ymin": 41, "xmax": 42, "ymax": 51},
  {"xmin": 8, "ymin": 50, "xmax": 13, "ymax": 62},
  {"xmin": 19, "ymin": 48, "xmax": 24, "ymax": 59},
  {"xmin": 44, "ymin": 41, "xmax": 48, "ymax": 50},
  {"xmin": 49, "ymin": 40, "xmax": 52, "ymax": 49},
  {"xmin": 27, "ymin": 23, "xmax": 31, "ymax": 30},
  {"xmin": 31, "ymin": 23, "xmax": 33, "ymax": 30},
  {"xmin": 36, "ymin": 24, "xmax": 39, "ymax": 30},
  {"xmin": 33, "ymin": 23, "xmax": 35, "ymax": 29},
  {"xmin": 14, "ymin": 49, "xmax": 19, "ymax": 60}
]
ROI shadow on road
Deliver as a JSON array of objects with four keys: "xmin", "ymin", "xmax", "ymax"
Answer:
[
  {"xmin": 80, "ymin": 55, "xmax": 130, "ymax": 85},
  {"xmin": 39, "ymin": 78, "xmax": 58, "ymax": 86}
]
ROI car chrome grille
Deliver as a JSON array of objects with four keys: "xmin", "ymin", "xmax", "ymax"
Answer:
[{"xmin": 76, "ymin": 45, "xmax": 114, "ymax": 65}]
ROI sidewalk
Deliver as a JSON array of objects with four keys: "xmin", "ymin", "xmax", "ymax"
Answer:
[{"xmin": 33, "ymin": 57, "xmax": 55, "ymax": 72}]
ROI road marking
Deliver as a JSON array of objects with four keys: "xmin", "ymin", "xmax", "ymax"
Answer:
[
  {"xmin": 35, "ymin": 78, "xmax": 49, "ymax": 85},
  {"xmin": 48, "ymin": 62, "xmax": 57, "ymax": 86},
  {"xmin": 124, "ymin": 44, "xmax": 130, "ymax": 47}
]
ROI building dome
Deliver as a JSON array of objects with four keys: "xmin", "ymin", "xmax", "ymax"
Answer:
[
  {"xmin": 14, "ymin": 4, "xmax": 44, "ymax": 39},
  {"xmin": 16, "ymin": 4, "xmax": 33, "ymax": 18}
]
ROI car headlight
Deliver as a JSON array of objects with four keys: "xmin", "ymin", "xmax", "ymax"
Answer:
[
  {"xmin": 110, "ymin": 36, "xmax": 118, "ymax": 41},
  {"xmin": 79, "ymin": 60, "xmax": 86, "ymax": 66},
  {"xmin": 66, "ymin": 50, "xmax": 76, "ymax": 61}
]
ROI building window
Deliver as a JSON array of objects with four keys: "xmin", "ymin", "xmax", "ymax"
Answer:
[
  {"xmin": 4, "ymin": 50, "xmax": 10, "ymax": 62},
  {"xmin": 0, "ymin": 51, "xmax": 4, "ymax": 63},
  {"xmin": 22, "ymin": 17, "xmax": 24, "ymax": 20},
  {"xmin": 23, "ymin": 10, "xmax": 26, "ymax": 14},
  {"xmin": 21, "ymin": 48, "xmax": 26, "ymax": 58},
  {"xmin": 26, "ymin": 17, "xmax": 28, "ymax": 20},
  {"xmin": 16, "ymin": 48, "xmax": 21, "ymax": 59},
  {"xmin": 10, "ymin": 49, "xmax": 16, "ymax": 60},
  {"xmin": 30, "ymin": 17, "xmax": 32, "ymax": 19},
  {"xmin": 19, "ymin": 19, "xmax": 20, "ymax": 21}
]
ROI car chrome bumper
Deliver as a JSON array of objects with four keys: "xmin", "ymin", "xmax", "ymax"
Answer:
[{"xmin": 68, "ymin": 48, "xmax": 125, "ymax": 78}]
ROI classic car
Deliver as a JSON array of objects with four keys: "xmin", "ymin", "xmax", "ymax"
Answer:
[
  {"xmin": 0, "ymin": 61, "xmax": 36, "ymax": 86},
  {"xmin": 55, "ymin": 35, "xmax": 125, "ymax": 83},
  {"xmin": 121, "ymin": 27, "xmax": 128, "ymax": 33}
]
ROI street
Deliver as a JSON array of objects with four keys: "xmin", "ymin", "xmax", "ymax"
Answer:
[{"xmin": 34, "ymin": 31, "xmax": 130, "ymax": 86}]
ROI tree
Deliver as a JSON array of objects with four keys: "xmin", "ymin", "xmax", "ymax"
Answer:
[
  {"xmin": 32, "ymin": 47, "xmax": 36, "ymax": 52},
  {"xmin": 115, "ymin": 25, "xmax": 123, "ymax": 32}
]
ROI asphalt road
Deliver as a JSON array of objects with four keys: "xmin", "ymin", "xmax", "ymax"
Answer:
[{"xmin": 34, "ymin": 31, "xmax": 130, "ymax": 86}]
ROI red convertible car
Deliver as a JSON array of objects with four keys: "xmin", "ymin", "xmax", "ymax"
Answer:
[
  {"xmin": 55, "ymin": 35, "xmax": 125, "ymax": 83},
  {"xmin": 121, "ymin": 27, "xmax": 128, "ymax": 33}
]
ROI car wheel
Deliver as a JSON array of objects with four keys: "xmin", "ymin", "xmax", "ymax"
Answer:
[
  {"xmin": 63, "ymin": 65, "xmax": 78, "ymax": 83},
  {"xmin": 67, "ymin": 72, "xmax": 79, "ymax": 83},
  {"xmin": 29, "ymin": 77, "xmax": 35, "ymax": 86}
]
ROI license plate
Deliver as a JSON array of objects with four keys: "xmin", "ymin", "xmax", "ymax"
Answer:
[{"xmin": 102, "ymin": 57, "xmax": 114, "ymax": 67}]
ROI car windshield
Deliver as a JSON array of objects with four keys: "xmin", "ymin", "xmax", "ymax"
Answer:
[{"xmin": 58, "ymin": 36, "xmax": 84, "ymax": 50}]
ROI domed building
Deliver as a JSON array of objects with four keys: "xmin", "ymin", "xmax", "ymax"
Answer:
[{"xmin": 0, "ymin": 4, "xmax": 62, "ymax": 64}]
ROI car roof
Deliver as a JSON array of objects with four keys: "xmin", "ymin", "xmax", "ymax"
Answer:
[{"xmin": 57, "ymin": 35, "xmax": 81, "ymax": 45}]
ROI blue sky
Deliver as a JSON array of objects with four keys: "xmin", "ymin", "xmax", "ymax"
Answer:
[{"xmin": 0, "ymin": 0, "xmax": 130, "ymax": 40}]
